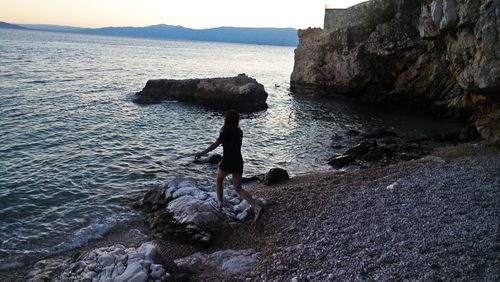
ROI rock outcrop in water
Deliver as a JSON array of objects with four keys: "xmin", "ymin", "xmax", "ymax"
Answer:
[
  {"xmin": 135, "ymin": 73, "xmax": 268, "ymax": 112},
  {"xmin": 291, "ymin": 0, "xmax": 500, "ymax": 146}
]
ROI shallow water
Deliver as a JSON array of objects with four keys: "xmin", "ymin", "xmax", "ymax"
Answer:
[{"xmin": 0, "ymin": 29, "xmax": 462, "ymax": 269}]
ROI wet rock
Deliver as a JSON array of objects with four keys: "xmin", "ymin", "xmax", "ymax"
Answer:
[
  {"xmin": 135, "ymin": 73, "xmax": 268, "ymax": 112},
  {"xmin": 141, "ymin": 178, "xmax": 253, "ymax": 244},
  {"xmin": 175, "ymin": 249, "xmax": 259, "ymax": 277},
  {"xmin": 262, "ymin": 168, "xmax": 290, "ymax": 185},
  {"xmin": 344, "ymin": 141, "xmax": 377, "ymax": 159},
  {"xmin": 327, "ymin": 133, "xmax": 433, "ymax": 168},
  {"xmin": 59, "ymin": 243, "xmax": 169, "ymax": 282},
  {"xmin": 327, "ymin": 155, "xmax": 354, "ymax": 169}
]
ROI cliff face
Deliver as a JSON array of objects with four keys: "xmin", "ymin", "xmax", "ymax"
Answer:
[{"xmin": 291, "ymin": 0, "xmax": 500, "ymax": 145}]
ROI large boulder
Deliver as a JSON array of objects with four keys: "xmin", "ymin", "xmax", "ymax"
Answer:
[
  {"xmin": 140, "ymin": 178, "xmax": 254, "ymax": 245},
  {"xmin": 135, "ymin": 73, "xmax": 268, "ymax": 112},
  {"xmin": 262, "ymin": 168, "xmax": 289, "ymax": 185}
]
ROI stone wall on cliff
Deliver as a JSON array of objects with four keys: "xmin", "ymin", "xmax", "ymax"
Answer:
[
  {"xmin": 291, "ymin": 0, "xmax": 500, "ymax": 146},
  {"xmin": 324, "ymin": 2, "xmax": 369, "ymax": 30}
]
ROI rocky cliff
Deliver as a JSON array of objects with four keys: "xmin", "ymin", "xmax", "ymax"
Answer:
[{"xmin": 291, "ymin": 0, "xmax": 500, "ymax": 145}]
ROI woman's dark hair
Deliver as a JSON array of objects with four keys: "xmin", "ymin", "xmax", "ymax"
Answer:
[{"xmin": 224, "ymin": 110, "xmax": 240, "ymax": 128}]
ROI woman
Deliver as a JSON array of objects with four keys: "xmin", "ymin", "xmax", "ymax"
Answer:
[{"xmin": 195, "ymin": 110, "xmax": 262, "ymax": 221}]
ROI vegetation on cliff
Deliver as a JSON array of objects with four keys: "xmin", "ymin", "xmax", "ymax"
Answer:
[{"xmin": 362, "ymin": 0, "xmax": 422, "ymax": 28}]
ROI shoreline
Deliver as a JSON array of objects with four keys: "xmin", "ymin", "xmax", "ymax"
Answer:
[{"xmin": 2, "ymin": 141, "xmax": 499, "ymax": 280}]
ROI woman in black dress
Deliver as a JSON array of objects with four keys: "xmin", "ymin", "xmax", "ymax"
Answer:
[{"xmin": 196, "ymin": 110, "xmax": 262, "ymax": 221}]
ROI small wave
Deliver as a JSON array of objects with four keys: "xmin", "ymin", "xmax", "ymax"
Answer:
[{"xmin": 51, "ymin": 211, "xmax": 138, "ymax": 253}]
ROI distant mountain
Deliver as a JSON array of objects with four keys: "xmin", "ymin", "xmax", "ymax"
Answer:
[
  {"xmin": 4, "ymin": 22, "xmax": 298, "ymax": 46},
  {"xmin": 0, "ymin": 21, "xmax": 29, "ymax": 30},
  {"xmin": 18, "ymin": 24, "xmax": 83, "ymax": 33},
  {"xmin": 78, "ymin": 24, "xmax": 298, "ymax": 46}
]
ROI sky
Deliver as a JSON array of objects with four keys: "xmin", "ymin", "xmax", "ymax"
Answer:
[{"xmin": 0, "ymin": 0, "xmax": 367, "ymax": 29}]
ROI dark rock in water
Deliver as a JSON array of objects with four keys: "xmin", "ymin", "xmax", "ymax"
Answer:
[
  {"xmin": 361, "ymin": 128, "xmax": 398, "ymax": 139},
  {"xmin": 459, "ymin": 124, "xmax": 481, "ymax": 142},
  {"xmin": 134, "ymin": 73, "xmax": 268, "ymax": 112},
  {"xmin": 208, "ymin": 154, "xmax": 222, "ymax": 164},
  {"xmin": 262, "ymin": 168, "xmax": 289, "ymax": 185},
  {"xmin": 193, "ymin": 154, "xmax": 222, "ymax": 164},
  {"xmin": 327, "ymin": 155, "xmax": 354, "ymax": 169},
  {"xmin": 327, "ymin": 131, "xmax": 435, "ymax": 169},
  {"xmin": 344, "ymin": 141, "xmax": 377, "ymax": 159}
]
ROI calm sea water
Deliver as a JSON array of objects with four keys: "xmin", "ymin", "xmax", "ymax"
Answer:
[{"xmin": 0, "ymin": 29, "xmax": 462, "ymax": 269}]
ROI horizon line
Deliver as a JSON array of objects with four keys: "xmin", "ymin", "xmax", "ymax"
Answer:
[{"xmin": 8, "ymin": 21, "xmax": 302, "ymax": 31}]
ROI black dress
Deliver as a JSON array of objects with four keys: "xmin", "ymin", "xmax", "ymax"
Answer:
[{"xmin": 217, "ymin": 126, "xmax": 243, "ymax": 174}]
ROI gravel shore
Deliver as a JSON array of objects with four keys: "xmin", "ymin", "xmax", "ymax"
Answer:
[
  {"xmin": 1, "ymin": 142, "xmax": 498, "ymax": 281},
  {"xmin": 223, "ymin": 142, "xmax": 500, "ymax": 281}
]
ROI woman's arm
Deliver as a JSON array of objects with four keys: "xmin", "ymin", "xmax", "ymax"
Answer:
[{"xmin": 195, "ymin": 140, "xmax": 221, "ymax": 158}]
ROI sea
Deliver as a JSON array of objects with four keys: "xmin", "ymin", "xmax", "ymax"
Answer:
[{"xmin": 0, "ymin": 28, "xmax": 463, "ymax": 270}]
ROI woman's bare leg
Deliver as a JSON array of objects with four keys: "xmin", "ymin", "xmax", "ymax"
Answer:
[
  {"xmin": 215, "ymin": 169, "xmax": 227, "ymax": 211},
  {"xmin": 232, "ymin": 173, "xmax": 257, "ymax": 208}
]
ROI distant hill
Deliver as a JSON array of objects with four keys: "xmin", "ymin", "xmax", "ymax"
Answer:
[
  {"xmin": 9, "ymin": 21, "xmax": 298, "ymax": 47},
  {"xmin": 78, "ymin": 24, "xmax": 298, "ymax": 46},
  {"xmin": 0, "ymin": 21, "xmax": 29, "ymax": 30},
  {"xmin": 18, "ymin": 24, "xmax": 83, "ymax": 33}
]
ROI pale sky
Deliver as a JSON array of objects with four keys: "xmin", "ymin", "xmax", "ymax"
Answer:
[{"xmin": 0, "ymin": 0, "xmax": 367, "ymax": 29}]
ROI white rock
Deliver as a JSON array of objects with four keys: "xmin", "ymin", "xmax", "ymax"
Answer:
[
  {"xmin": 138, "ymin": 242, "xmax": 156, "ymax": 259},
  {"xmin": 61, "ymin": 242, "xmax": 168, "ymax": 282},
  {"xmin": 98, "ymin": 254, "xmax": 114, "ymax": 267},
  {"xmin": 114, "ymin": 262, "xmax": 144, "ymax": 282},
  {"xmin": 150, "ymin": 263, "xmax": 166, "ymax": 279}
]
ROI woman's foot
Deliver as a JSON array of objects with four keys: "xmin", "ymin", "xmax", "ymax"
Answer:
[{"xmin": 209, "ymin": 200, "xmax": 223, "ymax": 213}]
